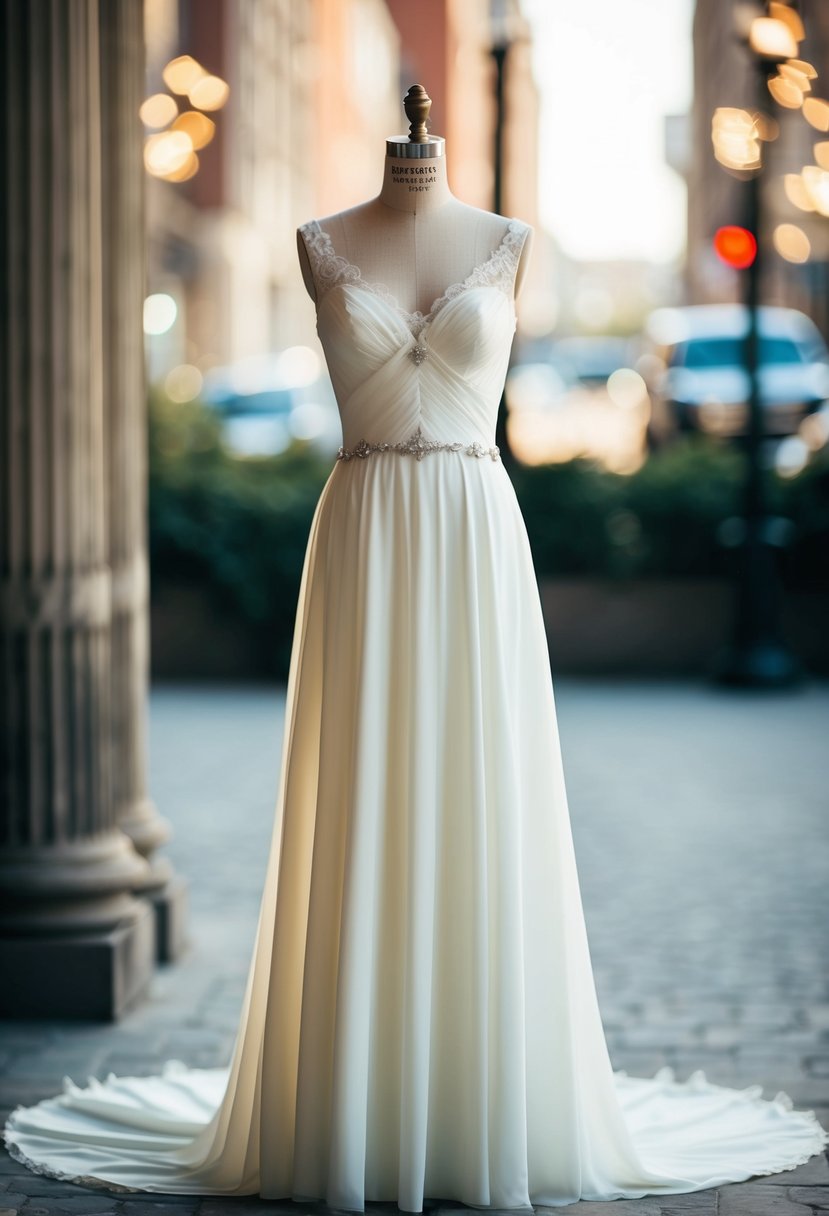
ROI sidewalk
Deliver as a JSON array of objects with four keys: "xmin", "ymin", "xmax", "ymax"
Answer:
[{"xmin": 1, "ymin": 678, "xmax": 828, "ymax": 1216}]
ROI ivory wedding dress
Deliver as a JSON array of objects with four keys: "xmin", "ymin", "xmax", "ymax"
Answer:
[{"xmin": 4, "ymin": 215, "xmax": 827, "ymax": 1211}]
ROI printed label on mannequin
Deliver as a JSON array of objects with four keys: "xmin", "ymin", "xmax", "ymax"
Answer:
[{"xmin": 391, "ymin": 165, "xmax": 438, "ymax": 191}]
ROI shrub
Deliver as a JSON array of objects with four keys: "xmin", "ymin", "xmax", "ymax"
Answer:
[
  {"xmin": 510, "ymin": 435, "xmax": 747, "ymax": 579},
  {"xmin": 148, "ymin": 387, "xmax": 330, "ymax": 677},
  {"xmin": 148, "ymin": 391, "xmax": 828, "ymax": 680}
]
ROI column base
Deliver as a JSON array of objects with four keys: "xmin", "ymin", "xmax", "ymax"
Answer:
[
  {"xmin": 0, "ymin": 902, "xmax": 155, "ymax": 1021},
  {"xmin": 146, "ymin": 871, "xmax": 190, "ymax": 964}
]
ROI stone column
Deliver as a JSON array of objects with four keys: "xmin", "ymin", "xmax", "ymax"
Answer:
[
  {"xmin": 98, "ymin": 0, "xmax": 189, "ymax": 962},
  {"xmin": 0, "ymin": 0, "xmax": 155, "ymax": 1019}
]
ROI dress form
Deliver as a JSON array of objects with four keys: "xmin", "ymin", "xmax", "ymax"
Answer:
[{"xmin": 297, "ymin": 84, "xmax": 532, "ymax": 317}]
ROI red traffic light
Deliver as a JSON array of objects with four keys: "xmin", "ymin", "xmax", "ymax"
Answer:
[{"xmin": 713, "ymin": 225, "xmax": 757, "ymax": 269}]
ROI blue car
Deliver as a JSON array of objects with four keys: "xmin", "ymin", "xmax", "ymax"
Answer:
[{"xmin": 644, "ymin": 304, "xmax": 829, "ymax": 444}]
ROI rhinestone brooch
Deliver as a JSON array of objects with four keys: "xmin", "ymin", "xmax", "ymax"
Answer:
[
  {"xmin": 408, "ymin": 343, "xmax": 428, "ymax": 365},
  {"xmin": 336, "ymin": 424, "xmax": 500, "ymax": 463}
]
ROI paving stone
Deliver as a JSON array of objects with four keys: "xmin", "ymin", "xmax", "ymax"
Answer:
[
  {"xmin": 31, "ymin": 1199, "xmax": 121, "ymax": 1213},
  {"xmin": 807, "ymin": 1007, "xmax": 829, "ymax": 1032},
  {"xmin": 120, "ymin": 1204, "xmax": 201, "ymax": 1216},
  {"xmin": 3, "ymin": 1181, "xmax": 104, "ymax": 1198},
  {"xmin": 546, "ymin": 1201, "xmax": 664, "ymax": 1214},
  {"xmin": 0, "ymin": 1158, "xmax": 28, "ymax": 1175},
  {"xmin": 702, "ymin": 1026, "xmax": 743, "ymax": 1049},
  {"xmin": 719, "ymin": 1181, "xmax": 814, "ymax": 1213},
  {"xmin": 804, "ymin": 1056, "xmax": 829, "ymax": 1079},
  {"xmin": 656, "ymin": 1195, "xmax": 719, "ymax": 1213},
  {"xmin": 197, "ymin": 1204, "xmax": 309, "ymax": 1216},
  {"xmin": 789, "ymin": 1186, "xmax": 829, "ymax": 1206},
  {"xmin": 2, "ymin": 682, "xmax": 829, "ymax": 1216},
  {"xmin": 119, "ymin": 1198, "xmax": 198, "ymax": 1207}
]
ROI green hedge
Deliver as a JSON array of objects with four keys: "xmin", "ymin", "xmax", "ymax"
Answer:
[
  {"xmin": 148, "ymin": 388, "xmax": 332, "ymax": 676},
  {"xmin": 148, "ymin": 389, "xmax": 829, "ymax": 677}
]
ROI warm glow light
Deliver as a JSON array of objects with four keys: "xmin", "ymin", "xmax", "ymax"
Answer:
[
  {"xmin": 768, "ymin": 74, "xmax": 804, "ymax": 109},
  {"xmin": 144, "ymin": 130, "xmax": 192, "ymax": 176},
  {"xmin": 769, "ymin": 2, "xmax": 805, "ymax": 42},
  {"xmin": 165, "ymin": 364, "xmax": 203, "ymax": 403},
  {"xmin": 606, "ymin": 367, "xmax": 648, "ymax": 411},
  {"xmin": 749, "ymin": 17, "xmax": 799, "ymax": 60},
  {"xmin": 162, "ymin": 54, "xmax": 206, "ymax": 95},
  {"xmin": 773, "ymin": 223, "xmax": 810, "ymax": 263},
  {"xmin": 754, "ymin": 112, "xmax": 779, "ymax": 141},
  {"xmin": 799, "ymin": 411, "xmax": 829, "ymax": 451},
  {"xmin": 161, "ymin": 150, "xmax": 199, "ymax": 182},
  {"xmin": 139, "ymin": 92, "xmax": 178, "ymax": 129},
  {"xmin": 277, "ymin": 346, "xmax": 321, "ymax": 386},
  {"xmin": 188, "ymin": 74, "xmax": 229, "ymax": 111},
  {"xmin": 171, "ymin": 110, "xmax": 216, "ymax": 150},
  {"xmin": 712, "ymin": 108, "xmax": 761, "ymax": 170},
  {"xmin": 786, "ymin": 59, "xmax": 817, "ymax": 80},
  {"xmin": 713, "ymin": 225, "xmax": 757, "ymax": 269},
  {"xmin": 778, "ymin": 62, "xmax": 812, "ymax": 93},
  {"xmin": 784, "ymin": 172, "xmax": 816, "ymax": 211},
  {"xmin": 814, "ymin": 142, "xmax": 829, "ymax": 171},
  {"xmin": 506, "ymin": 397, "xmax": 646, "ymax": 474},
  {"xmin": 713, "ymin": 108, "xmax": 753, "ymax": 131},
  {"xmin": 144, "ymin": 293, "xmax": 177, "ymax": 335},
  {"xmin": 802, "ymin": 165, "xmax": 829, "ymax": 215},
  {"xmin": 803, "ymin": 97, "xmax": 829, "ymax": 131}
]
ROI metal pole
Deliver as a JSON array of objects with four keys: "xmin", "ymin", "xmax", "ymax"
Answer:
[
  {"xmin": 712, "ymin": 56, "xmax": 800, "ymax": 687},
  {"xmin": 491, "ymin": 39, "xmax": 514, "ymax": 468}
]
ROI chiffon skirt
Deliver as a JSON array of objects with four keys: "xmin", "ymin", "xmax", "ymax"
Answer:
[{"xmin": 5, "ymin": 453, "xmax": 827, "ymax": 1210}]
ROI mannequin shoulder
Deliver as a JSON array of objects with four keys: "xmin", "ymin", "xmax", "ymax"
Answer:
[
  {"xmin": 465, "ymin": 204, "xmax": 533, "ymax": 235},
  {"xmin": 298, "ymin": 202, "xmax": 375, "ymax": 242}
]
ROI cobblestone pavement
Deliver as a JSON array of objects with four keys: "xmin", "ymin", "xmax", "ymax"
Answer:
[{"xmin": 1, "ymin": 678, "xmax": 827, "ymax": 1216}]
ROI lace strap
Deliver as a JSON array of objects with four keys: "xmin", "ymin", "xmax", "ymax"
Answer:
[
  {"xmin": 430, "ymin": 218, "xmax": 531, "ymax": 319},
  {"xmin": 298, "ymin": 215, "xmax": 532, "ymax": 318},
  {"xmin": 298, "ymin": 219, "xmax": 366, "ymax": 303}
]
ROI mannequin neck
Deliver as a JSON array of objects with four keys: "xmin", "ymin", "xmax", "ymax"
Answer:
[{"xmin": 377, "ymin": 153, "xmax": 454, "ymax": 213}]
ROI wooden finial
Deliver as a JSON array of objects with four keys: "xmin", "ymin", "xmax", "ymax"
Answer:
[{"xmin": 404, "ymin": 84, "xmax": 431, "ymax": 142}]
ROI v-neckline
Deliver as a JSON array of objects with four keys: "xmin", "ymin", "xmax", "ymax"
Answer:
[{"xmin": 308, "ymin": 217, "xmax": 522, "ymax": 333}]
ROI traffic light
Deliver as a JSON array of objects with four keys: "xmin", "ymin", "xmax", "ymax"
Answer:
[{"xmin": 713, "ymin": 225, "xmax": 758, "ymax": 269}]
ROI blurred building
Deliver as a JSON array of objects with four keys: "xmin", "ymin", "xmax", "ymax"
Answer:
[
  {"xmin": 144, "ymin": 0, "xmax": 402, "ymax": 376},
  {"xmin": 687, "ymin": 0, "xmax": 829, "ymax": 333},
  {"xmin": 144, "ymin": 0, "xmax": 543, "ymax": 385},
  {"xmin": 386, "ymin": 0, "xmax": 548, "ymax": 333},
  {"xmin": 386, "ymin": 0, "xmax": 538, "ymax": 226},
  {"xmin": 310, "ymin": 0, "xmax": 402, "ymax": 217}
]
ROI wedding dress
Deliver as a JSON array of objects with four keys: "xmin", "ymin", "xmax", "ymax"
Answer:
[{"xmin": 3, "ymin": 214, "xmax": 827, "ymax": 1212}]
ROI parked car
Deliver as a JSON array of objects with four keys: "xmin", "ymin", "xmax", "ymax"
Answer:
[
  {"xmin": 546, "ymin": 334, "xmax": 643, "ymax": 388},
  {"xmin": 201, "ymin": 348, "xmax": 340, "ymax": 457},
  {"xmin": 642, "ymin": 304, "xmax": 829, "ymax": 445}
]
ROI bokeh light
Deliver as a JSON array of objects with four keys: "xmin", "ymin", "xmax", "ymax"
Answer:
[
  {"xmin": 773, "ymin": 223, "xmax": 810, "ymax": 263},
  {"xmin": 144, "ymin": 293, "xmax": 177, "ymax": 335}
]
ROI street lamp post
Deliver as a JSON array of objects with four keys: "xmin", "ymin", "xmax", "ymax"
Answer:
[
  {"xmin": 713, "ymin": 9, "xmax": 802, "ymax": 687},
  {"xmin": 490, "ymin": 4, "xmax": 514, "ymax": 469}
]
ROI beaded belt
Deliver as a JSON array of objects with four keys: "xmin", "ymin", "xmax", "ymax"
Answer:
[{"xmin": 337, "ymin": 424, "xmax": 500, "ymax": 463}]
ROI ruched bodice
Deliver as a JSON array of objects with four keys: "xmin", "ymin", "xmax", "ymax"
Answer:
[{"xmin": 298, "ymin": 218, "xmax": 531, "ymax": 453}]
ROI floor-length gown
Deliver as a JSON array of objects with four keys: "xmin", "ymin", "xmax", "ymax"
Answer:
[{"xmin": 4, "ymin": 215, "xmax": 827, "ymax": 1212}]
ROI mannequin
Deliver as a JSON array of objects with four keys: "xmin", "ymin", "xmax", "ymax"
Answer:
[{"xmin": 296, "ymin": 84, "xmax": 532, "ymax": 318}]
